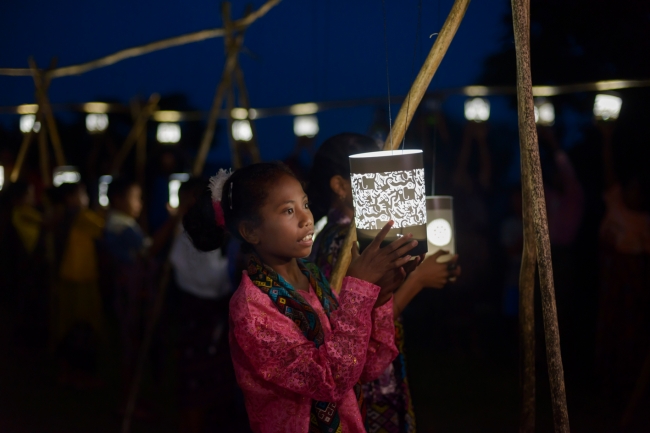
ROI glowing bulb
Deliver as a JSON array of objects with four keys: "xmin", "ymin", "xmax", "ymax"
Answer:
[
  {"xmin": 534, "ymin": 99, "xmax": 555, "ymax": 126},
  {"xmin": 168, "ymin": 173, "xmax": 190, "ymax": 209},
  {"xmin": 98, "ymin": 175, "xmax": 112, "ymax": 207},
  {"xmin": 593, "ymin": 94, "xmax": 622, "ymax": 121},
  {"xmin": 86, "ymin": 113, "xmax": 109, "ymax": 133},
  {"xmin": 427, "ymin": 218, "xmax": 452, "ymax": 247},
  {"xmin": 53, "ymin": 166, "xmax": 81, "ymax": 187},
  {"xmin": 157, "ymin": 123, "xmax": 181, "ymax": 143},
  {"xmin": 293, "ymin": 115, "xmax": 319, "ymax": 137},
  {"xmin": 464, "ymin": 98, "xmax": 490, "ymax": 122},
  {"xmin": 0, "ymin": 165, "xmax": 4, "ymax": 191},
  {"xmin": 20, "ymin": 114, "xmax": 41, "ymax": 133},
  {"xmin": 232, "ymin": 120, "xmax": 253, "ymax": 142}
]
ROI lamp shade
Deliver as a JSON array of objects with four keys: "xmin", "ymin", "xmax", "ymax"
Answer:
[
  {"xmin": 157, "ymin": 123, "xmax": 181, "ymax": 143},
  {"xmin": 232, "ymin": 120, "xmax": 253, "ymax": 142},
  {"xmin": 426, "ymin": 196, "xmax": 455, "ymax": 259},
  {"xmin": 53, "ymin": 166, "xmax": 81, "ymax": 187},
  {"xmin": 349, "ymin": 149, "xmax": 428, "ymax": 255},
  {"xmin": 86, "ymin": 113, "xmax": 109, "ymax": 133},
  {"xmin": 0, "ymin": 165, "xmax": 4, "ymax": 191}
]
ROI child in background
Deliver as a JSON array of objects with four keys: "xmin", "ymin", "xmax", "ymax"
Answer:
[
  {"xmin": 183, "ymin": 162, "xmax": 419, "ymax": 433},
  {"xmin": 104, "ymin": 177, "xmax": 182, "ymax": 415},
  {"xmin": 53, "ymin": 182, "xmax": 105, "ymax": 389},
  {"xmin": 170, "ymin": 178, "xmax": 237, "ymax": 433}
]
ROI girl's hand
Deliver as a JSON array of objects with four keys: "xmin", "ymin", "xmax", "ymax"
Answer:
[
  {"xmin": 373, "ymin": 255, "xmax": 423, "ymax": 308},
  {"xmin": 409, "ymin": 251, "xmax": 461, "ymax": 289},
  {"xmin": 346, "ymin": 220, "xmax": 418, "ymax": 286}
]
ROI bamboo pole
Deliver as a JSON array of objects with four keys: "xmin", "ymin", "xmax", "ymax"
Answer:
[
  {"xmin": 0, "ymin": 0, "xmax": 281, "ymax": 78},
  {"xmin": 233, "ymin": 64, "xmax": 262, "ymax": 163},
  {"xmin": 329, "ymin": 0, "xmax": 471, "ymax": 292},
  {"xmin": 511, "ymin": 0, "xmax": 569, "ymax": 431},
  {"xmin": 37, "ymin": 112, "xmax": 51, "ymax": 187},
  {"xmin": 111, "ymin": 94, "xmax": 160, "ymax": 174},
  {"xmin": 192, "ymin": 10, "xmax": 246, "ymax": 175},
  {"xmin": 10, "ymin": 120, "xmax": 38, "ymax": 183},
  {"xmin": 29, "ymin": 58, "xmax": 66, "ymax": 167}
]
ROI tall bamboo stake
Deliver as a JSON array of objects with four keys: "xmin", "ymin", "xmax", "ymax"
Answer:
[
  {"xmin": 111, "ymin": 94, "xmax": 160, "ymax": 174},
  {"xmin": 511, "ymin": 0, "xmax": 569, "ymax": 431},
  {"xmin": 329, "ymin": 0, "xmax": 471, "ymax": 292},
  {"xmin": 192, "ymin": 5, "xmax": 246, "ymax": 175}
]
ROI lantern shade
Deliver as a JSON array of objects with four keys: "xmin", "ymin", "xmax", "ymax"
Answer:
[
  {"xmin": 53, "ymin": 166, "xmax": 81, "ymax": 187},
  {"xmin": 86, "ymin": 113, "xmax": 109, "ymax": 133},
  {"xmin": 157, "ymin": 123, "xmax": 181, "ymax": 143},
  {"xmin": 0, "ymin": 165, "xmax": 4, "ymax": 191},
  {"xmin": 293, "ymin": 115, "xmax": 319, "ymax": 137},
  {"xmin": 464, "ymin": 97, "xmax": 490, "ymax": 122},
  {"xmin": 426, "ymin": 196, "xmax": 455, "ymax": 259},
  {"xmin": 232, "ymin": 120, "xmax": 253, "ymax": 142},
  {"xmin": 349, "ymin": 149, "xmax": 428, "ymax": 255}
]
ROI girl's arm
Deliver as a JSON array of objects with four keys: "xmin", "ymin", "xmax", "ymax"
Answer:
[
  {"xmin": 360, "ymin": 299, "xmax": 399, "ymax": 383},
  {"xmin": 231, "ymin": 275, "xmax": 381, "ymax": 402}
]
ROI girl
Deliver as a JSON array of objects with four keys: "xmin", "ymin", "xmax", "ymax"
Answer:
[
  {"xmin": 308, "ymin": 133, "xmax": 461, "ymax": 433},
  {"xmin": 183, "ymin": 162, "xmax": 420, "ymax": 433}
]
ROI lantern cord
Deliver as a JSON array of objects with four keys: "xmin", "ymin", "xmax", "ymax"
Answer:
[
  {"xmin": 402, "ymin": 0, "xmax": 424, "ymax": 151},
  {"xmin": 381, "ymin": 0, "xmax": 394, "ymax": 152}
]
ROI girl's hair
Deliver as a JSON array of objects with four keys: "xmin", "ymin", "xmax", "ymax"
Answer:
[
  {"xmin": 183, "ymin": 162, "xmax": 296, "ymax": 252},
  {"xmin": 307, "ymin": 133, "xmax": 379, "ymax": 221}
]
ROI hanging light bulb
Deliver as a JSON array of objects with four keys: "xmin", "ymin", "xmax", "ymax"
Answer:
[
  {"xmin": 593, "ymin": 94, "xmax": 622, "ymax": 121},
  {"xmin": 232, "ymin": 120, "xmax": 253, "ymax": 142},
  {"xmin": 464, "ymin": 98, "xmax": 490, "ymax": 122},
  {"xmin": 534, "ymin": 98, "xmax": 555, "ymax": 126},
  {"xmin": 98, "ymin": 175, "xmax": 113, "ymax": 207},
  {"xmin": 53, "ymin": 166, "xmax": 81, "ymax": 187},
  {"xmin": 20, "ymin": 114, "xmax": 41, "ymax": 133},
  {"xmin": 293, "ymin": 115, "xmax": 319, "ymax": 138},
  {"xmin": 349, "ymin": 149, "xmax": 428, "ymax": 255},
  {"xmin": 157, "ymin": 123, "xmax": 181, "ymax": 144},
  {"xmin": 168, "ymin": 173, "xmax": 190, "ymax": 209},
  {"xmin": 86, "ymin": 113, "xmax": 109, "ymax": 133},
  {"xmin": 425, "ymin": 196, "xmax": 455, "ymax": 260}
]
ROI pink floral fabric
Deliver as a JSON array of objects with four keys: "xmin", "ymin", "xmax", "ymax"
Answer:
[{"xmin": 229, "ymin": 273, "xmax": 398, "ymax": 433}]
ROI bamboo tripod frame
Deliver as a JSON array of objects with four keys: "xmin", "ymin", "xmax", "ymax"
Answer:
[{"xmin": 511, "ymin": 0, "xmax": 569, "ymax": 431}]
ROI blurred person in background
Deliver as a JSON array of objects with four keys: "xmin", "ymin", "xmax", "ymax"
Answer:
[
  {"xmin": 170, "ymin": 178, "xmax": 237, "ymax": 433},
  {"xmin": 51, "ymin": 182, "xmax": 105, "ymax": 389}
]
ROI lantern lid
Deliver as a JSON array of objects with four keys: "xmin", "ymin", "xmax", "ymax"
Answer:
[{"xmin": 349, "ymin": 149, "xmax": 423, "ymax": 174}]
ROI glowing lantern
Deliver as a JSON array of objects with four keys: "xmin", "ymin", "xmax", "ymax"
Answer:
[
  {"xmin": 349, "ymin": 149, "xmax": 428, "ymax": 255},
  {"xmin": 157, "ymin": 123, "xmax": 181, "ymax": 144},
  {"xmin": 232, "ymin": 120, "xmax": 253, "ymax": 142},
  {"xmin": 425, "ymin": 196, "xmax": 455, "ymax": 260},
  {"xmin": 53, "ymin": 166, "xmax": 81, "ymax": 187},
  {"xmin": 534, "ymin": 99, "xmax": 555, "ymax": 126},
  {"xmin": 593, "ymin": 94, "xmax": 622, "ymax": 121},
  {"xmin": 168, "ymin": 173, "xmax": 190, "ymax": 209},
  {"xmin": 98, "ymin": 175, "xmax": 112, "ymax": 207},
  {"xmin": 0, "ymin": 165, "xmax": 4, "ymax": 191},
  {"xmin": 464, "ymin": 97, "xmax": 490, "ymax": 122},
  {"xmin": 293, "ymin": 115, "xmax": 319, "ymax": 138},
  {"xmin": 86, "ymin": 113, "xmax": 109, "ymax": 133},
  {"xmin": 20, "ymin": 114, "xmax": 41, "ymax": 133}
]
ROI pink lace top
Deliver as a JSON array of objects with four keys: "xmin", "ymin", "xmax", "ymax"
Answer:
[{"xmin": 229, "ymin": 273, "xmax": 398, "ymax": 433}]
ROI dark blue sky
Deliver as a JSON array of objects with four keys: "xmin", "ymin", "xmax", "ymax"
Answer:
[{"xmin": 0, "ymin": 0, "xmax": 510, "ymax": 161}]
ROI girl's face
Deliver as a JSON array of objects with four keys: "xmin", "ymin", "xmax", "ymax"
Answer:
[{"xmin": 245, "ymin": 174, "xmax": 314, "ymax": 262}]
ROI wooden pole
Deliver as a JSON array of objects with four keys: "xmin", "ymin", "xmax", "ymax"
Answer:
[
  {"xmin": 329, "ymin": 0, "xmax": 471, "ymax": 292},
  {"xmin": 29, "ymin": 58, "xmax": 66, "ymax": 167},
  {"xmin": 511, "ymin": 0, "xmax": 570, "ymax": 431},
  {"xmin": 0, "ymin": 0, "xmax": 282, "ymax": 78},
  {"xmin": 111, "ymin": 94, "xmax": 160, "ymax": 174},
  {"xmin": 192, "ymin": 5, "xmax": 246, "ymax": 176},
  {"xmin": 10, "ymin": 121, "xmax": 37, "ymax": 183},
  {"xmin": 233, "ymin": 64, "xmax": 262, "ymax": 163},
  {"xmin": 37, "ymin": 112, "xmax": 51, "ymax": 187}
]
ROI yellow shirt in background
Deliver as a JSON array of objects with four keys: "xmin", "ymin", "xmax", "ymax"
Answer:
[
  {"xmin": 11, "ymin": 204, "xmax": 43, "ymax": 254},
  {"xmin": 59, "ymin": 209, "xmax": 105, "ymax": 282}
]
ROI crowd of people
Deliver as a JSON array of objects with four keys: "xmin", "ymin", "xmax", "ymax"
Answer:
[{"xmin": 0, "ymin": 111, "xmax": 649, "ymax": 431}]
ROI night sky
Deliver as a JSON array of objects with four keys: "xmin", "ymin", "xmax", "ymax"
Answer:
[{"xmin": 0, "ymin": 0, "xmax": 510, "ymax": 161}]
